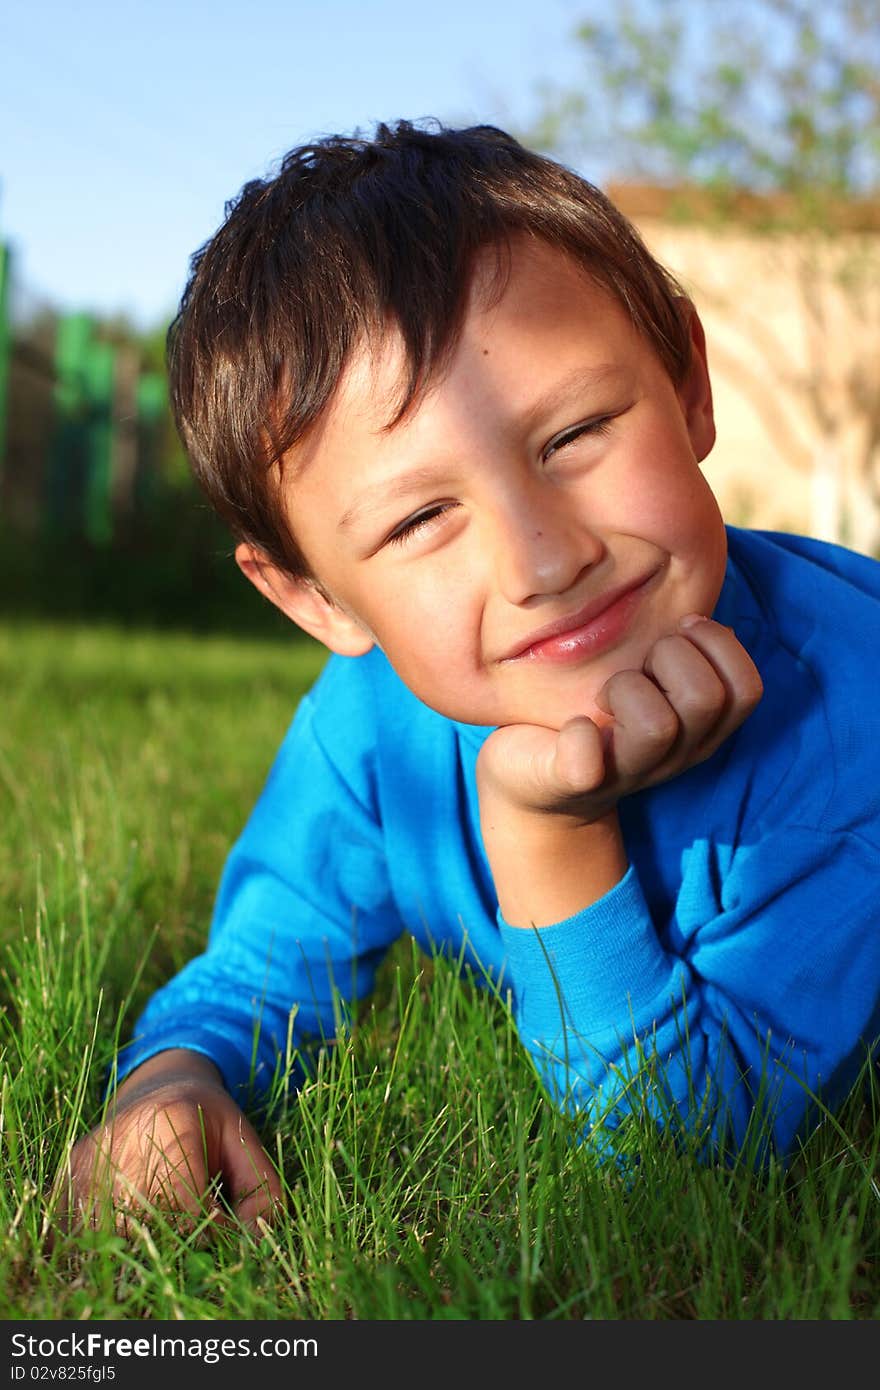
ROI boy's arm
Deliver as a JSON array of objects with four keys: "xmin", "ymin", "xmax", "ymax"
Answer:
[
  {"xmin": 478, "ymin": 615, "xmax": 761, "ymax": 927},
  {"xmin": 69, "ymin": 658, "xmax": 404, "ymax": 1229},
  {"xmin": 479, "ymin": 615, "xmax": 793, "ymax": 1155},
  {"xmin": 113, "ymin": 669, "xmax": 405, "ymax": 1102},
  {"xmin": 497, "ymin": 821, "xmax": 880, "ymax": 1162}
]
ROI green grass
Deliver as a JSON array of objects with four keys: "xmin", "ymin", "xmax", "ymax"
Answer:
[{"xmin": 2, "ymin": 619, "xmax": 879, "ymax": 1320}]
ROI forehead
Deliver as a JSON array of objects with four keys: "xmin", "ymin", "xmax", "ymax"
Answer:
[
  {"xmin": 282, "ymin": 237, "xmax": 644, "ymax": 485},
  {"xmin": 349, "ymin": 242, "xmax": 632, "ymax": 420}
]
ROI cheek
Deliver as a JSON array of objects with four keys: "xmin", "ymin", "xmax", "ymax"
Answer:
[
  {"xmin": 669, "ymin": 489, "xmax": 728, "ymax": 608},
  {"xmin": 368, "ymin": 569, "xmax": 478, "ymax": 659},
  {"xmin": 627, "ymin": 454, "xmax": 721, "ymax": 550}
]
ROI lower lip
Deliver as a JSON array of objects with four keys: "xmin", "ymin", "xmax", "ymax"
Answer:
[{"xmin": 510, "ymin": 577, "xmax": 656, "ymax": 666}]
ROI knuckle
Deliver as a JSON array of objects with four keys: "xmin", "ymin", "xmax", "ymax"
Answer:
[
  {"xmin": 641, "ymin": 707, "xmax": 679, "ymax": 747},
  {"xmin": 741, "ymin": 671, "xmax": 764, "ymax": 707},
  {"xmin": 647, "ymin": 633, "xmax": 685, "ymax": 669},
  {"xmin": 556, "ymin": 754, "xmax": 603, "ymax": 797},
  {"xmin": 604, "ymin": 668, "xmax": 629, "ymax": 693},
  {"xmin": 679, "ymin": 679, "xmax": 726, "ymax": 722},
  {"xmin": 604, "ymin": 667, "xmax": 643, "ymax": 701},
  {"xmin": 555, "ymin": 730, "xmax": 604, "ymax": 795}
]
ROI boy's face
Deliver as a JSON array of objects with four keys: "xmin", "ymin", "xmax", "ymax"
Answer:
[{"xmin": 262, "ymin": 237, "xmax": 727, "ymax": 731}]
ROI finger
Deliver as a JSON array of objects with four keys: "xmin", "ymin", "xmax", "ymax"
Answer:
[
  {"xmin": 479, "ymin": 721, "xmax": 604, "ymax": 810},
  {"xmin": 643, "ymin": 632, "xmax": 728, "ymax": 761},
  {"xmin": 235, "ymin": 1182, "xmax": 284, "ymax": 1233},
  {"xmin": 597, "ymin": 669, "xmax": 679, "ymax": 780},
  {"xmin": 219, "ymin": 1115, "xmax": 283, "ymax": 1230},
  {"xmin": 52, "ymin": 1136, "xmax": 174, "ymax": 1238},
  {"xmin": 674, "ymin": 616, "xmax": 763, "ymax": 750},
  {"xmin": 551, "ymin": 716, "xmax": 606, "ymax": 796},
  {"xmin": 51, "ymin": 1138, "xmax": 111, "ymax": 1234},
  {"xmin": 53, "ymin": 1122, "xmax": 138, "ymax": 1235}
]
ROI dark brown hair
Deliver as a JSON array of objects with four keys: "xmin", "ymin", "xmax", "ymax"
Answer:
[{"xmin": 168, "ymin": 119, "xmax": 693, "ymax": 577}]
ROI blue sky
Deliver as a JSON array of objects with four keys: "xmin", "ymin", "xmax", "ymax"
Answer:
[{"xmin": 2, "ymin": 0, "xmax": 589, "ymax": 327}]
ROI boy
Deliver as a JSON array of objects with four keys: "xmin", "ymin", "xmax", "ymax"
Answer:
[{"xmin": 62, "ymin": 121, "xmax": 880, "ymax": 1229}]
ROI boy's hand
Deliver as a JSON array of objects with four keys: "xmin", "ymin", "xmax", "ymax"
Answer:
[
  {"xmin": 55, "ymin": 1050, "xmax": 282, "ymax": 1236},
  {"xmin": 478, "ymin": 616, "xmax": 762, "ymax": 925},
  {"xmin": 481, "ymin": 616, "xmax": 762, "ymax": 819}
]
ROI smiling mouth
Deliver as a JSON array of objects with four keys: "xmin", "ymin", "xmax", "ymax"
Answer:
[{"xmin": 500, "ymin": 570, "xmax": 661, "ymax": 665}]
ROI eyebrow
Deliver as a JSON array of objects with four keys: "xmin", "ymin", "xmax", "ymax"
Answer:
[
  {"xmin": 337, "ymin": 362, "xmax": 627, "ymax": 533},
  {"xmin": 515, "ymin": 362, "xmax": 625, "ymax": 435},
  {"xmin": 338, "ymin": 465, "xmax": 454, "ymax": 532}
]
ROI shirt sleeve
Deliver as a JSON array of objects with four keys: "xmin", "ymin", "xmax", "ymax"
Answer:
[
  {"xmin": 114, "ymin": 674, "xmax": 405, "ymax": 1103},
  {"xmin": 499, "ymin": 827, "xmax": 880, "ymax": 1161}
]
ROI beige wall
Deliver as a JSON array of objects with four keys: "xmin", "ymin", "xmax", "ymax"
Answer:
[{"xmin": 620, "ymin": 209, "xmax": 880, "ymax": 549}]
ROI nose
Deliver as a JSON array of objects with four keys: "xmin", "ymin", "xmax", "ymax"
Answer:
[{"xmin": 488, "ymin": 482, "xmax": 605, "ymax": 604}]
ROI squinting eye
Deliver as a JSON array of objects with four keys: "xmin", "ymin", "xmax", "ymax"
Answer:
[
  {"xmin": 387, "ymin": 502, "xmax": 457, "ymax": 547},
  {"xmin": 543, "ymin": 416, "xmax": 613, "ymax": 461}
]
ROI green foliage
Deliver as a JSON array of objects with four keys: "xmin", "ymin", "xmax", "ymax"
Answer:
[
  {"xmin": 0, "ymin": 520, "xmax": 294, "ymax": 634},
  {"xmin": 532, "ymin": 0, "xmax": 880, "ymax": 214},
  {"xmin": 1, "ymin": 621, "xmax": 879, "ymax": 1319}
]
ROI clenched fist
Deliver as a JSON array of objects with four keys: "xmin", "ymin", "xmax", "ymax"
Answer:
[{"xmin": 54, "ymin": 1050, "xmax": 282, "ymax": 1237}]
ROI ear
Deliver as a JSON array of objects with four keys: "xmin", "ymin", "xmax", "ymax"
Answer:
[
  {"xmin": 235, "ymin": 544, "xmax": 375, "ymax": 657},
  {"xmin": 677, "ymin": 305, "xmax": 716, "ymax": 463}
]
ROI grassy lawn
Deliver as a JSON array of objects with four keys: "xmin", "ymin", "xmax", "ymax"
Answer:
[{"xmin": 2, "ymin": 619, "xmax": 878, "ymax": 1320}]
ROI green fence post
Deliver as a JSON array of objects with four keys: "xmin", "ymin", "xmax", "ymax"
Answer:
[
  {"xmin": 50, "ymin": 313, "xmax": 93, "ymax": 535},
  {"xmin": 135, "ymin": 370, "xmax": 167, "ymax": 504},
  {"xmin": 0, "ymin": 243, "xmax": 10, "ymax": 501},
  {"xmin": 50, "ymin": 314, "xmax": 117, "ymax": 544},
  {"xmin": 83, "ymin": 338, "xmax": 115, "ymax": 545}
]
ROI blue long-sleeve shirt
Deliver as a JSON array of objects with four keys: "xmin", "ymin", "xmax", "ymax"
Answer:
[{"xmin": 117, "ymin": 527, "xmax": 880, "ymax": 1159}]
